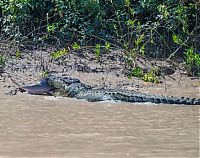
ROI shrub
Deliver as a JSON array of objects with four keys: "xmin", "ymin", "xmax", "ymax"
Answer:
[{"xmin": 0, "ymin": 0, "xmax": 200, "ymax": 76}]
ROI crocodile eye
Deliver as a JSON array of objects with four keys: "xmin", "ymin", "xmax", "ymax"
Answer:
[
  {"xmin": 69, "ymin": 77, "xmax": 80, "ymax": 83},
  {"xmin": 63, "ymin": 77, "xmax": 80, "ymax": 84}
]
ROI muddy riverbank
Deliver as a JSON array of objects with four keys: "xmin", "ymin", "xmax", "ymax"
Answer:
[
  {"xmin": 0, "ymin": 49, "xmax": 199, "ymax": 98},
  {"xmin": 0, "ymin": 49, "xmax": 199, "ymax": 157}
]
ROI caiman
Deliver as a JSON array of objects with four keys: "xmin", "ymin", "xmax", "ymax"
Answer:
[{"xmin": 40, "ymin": 75, "xmax": 200, "ymax": 105}]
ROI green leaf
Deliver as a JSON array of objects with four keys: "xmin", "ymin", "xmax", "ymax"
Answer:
[
  {"xmin": 47, "ymin": 24, "xmax": 55, "ymax": 33},
  {"xmin": 172, "ymin": 34, "xmax": 183, "ymax": 45},
  {"xmin": 50, "ymin": 48, "xmax": 67, "ymax": 59},
  {"xmin": 131, "ymin": 67, "xmax": 143, "ymax": 78},
  {"xmin": 126, "ymin": 19, "xmax": 136, "ymax": 27},
  {"xmin": 135, "ymin": 34, "xmax": 144, "ymax": 46},
  {"xmin": 15, "ymin": 51, "xmax": 21, "ymax": 59},
  {"xmin": 40, "ymin": 70, "xmax": 49, "ymax": 78},
  {"xmin": 0, "ymin": 55, "xmax": 6, "ymax": 66},
  {"xmin": 105, "ymin": 42, "xmax": 110, "ymax": 52},
  {"xmin": 72, "ymin": 42, "xmax": 81, "ymax": 50},
  {"xmin": 139, "ymin": 44, "xmax": 145, "ymax": 56},
  {"xmin": 95, "ymin": 44, "xmax": 101, "ymax": 60}
]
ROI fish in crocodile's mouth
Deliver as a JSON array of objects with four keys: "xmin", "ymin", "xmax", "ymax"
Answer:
[{"xmin": 19, "ymin": 79, "xmax": 53, "ymax": 95}]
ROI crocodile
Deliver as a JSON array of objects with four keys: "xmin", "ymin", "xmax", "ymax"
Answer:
[{"xmin": 42, "ymin": 75, "xmax": 200, "ymax": 105}]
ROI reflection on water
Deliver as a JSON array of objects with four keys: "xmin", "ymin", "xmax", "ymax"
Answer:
[{"xmin": 0, "ymin": 94, "xmax": 199, "ymax": 157}]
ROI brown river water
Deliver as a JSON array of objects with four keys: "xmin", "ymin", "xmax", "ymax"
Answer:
[{"xmin": 0, "ymin": 93, "xmax": 199, "ymax": 158}]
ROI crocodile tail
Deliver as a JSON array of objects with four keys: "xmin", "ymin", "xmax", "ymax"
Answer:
[
  {"xmin": 111, "ymin": 91, "xmax": 200, "ymax": 105},
  {"xmin": 151, "ymin": 95, "xmax": 200, "ymax": 105}
]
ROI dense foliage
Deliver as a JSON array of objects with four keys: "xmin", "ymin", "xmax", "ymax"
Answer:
[{"xmin": 0, "ymin": 0, "xmax": 200, "ymax": 76}]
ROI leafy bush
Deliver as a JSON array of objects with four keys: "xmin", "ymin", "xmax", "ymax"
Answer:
[
  {"xmin": 129, "ymin": 67, "xmax": 144, "ymax": 78},
  {"xmin": 128, "ymin": 67, "xmax": 160, "ymax": 83},
  {"xmin": 0, "ymin": 0, "xmax": 200, "ymax": 76},
  {"xmin": 184, "ymin": 48, "xmax": 200, "ymax": 76}
]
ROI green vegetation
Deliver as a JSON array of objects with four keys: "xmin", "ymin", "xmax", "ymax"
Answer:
[
  {"xmin": 15, "ymin": 50, "xmax": 22, "ymax": 59},
  {"xmin": 0, "ymin": 0, "xmax": 200, "ymax": 78},
  {"xmin": 143, "ymin": 69, "xmax": 160, "ymax": 83},
  {"xmin": 129, "ymin": 67, "xmax": 144, "ymax": 78},
  {"xmin": 40, "ymin": 70, "xmax": 49, "ymax": 78},
  {"xmin": 128, "ymin": 67, "xmax": 160, "ymax": 83},
  {"xmin": 72, "ymin": 42, "xmax": 81, "ymax": 51},
  {"xmin": 184, "ymin": 48, "xmax": 200, "ymax": 76},
  {"xmin": 105, "ymin": 42, "xmax": 111, "ymax": 53},
  {"xmin": 0, "ymin": 54, "xmax": 7, "ymax": 72},
  {"xmin": 50, "ymin": 48, "xmax": 68, "ymax": 59},
  {"xmin": 95, "ymin": 44, "xmax": 101, "ymax": 60}
]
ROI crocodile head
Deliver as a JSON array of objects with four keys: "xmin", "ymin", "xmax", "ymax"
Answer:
[{"xmin": 46, "ymin": 75, "xmax": 80, "ymax": 90}]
